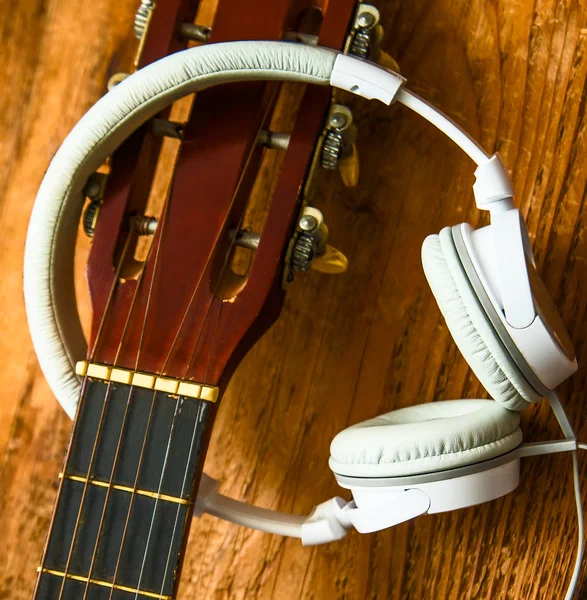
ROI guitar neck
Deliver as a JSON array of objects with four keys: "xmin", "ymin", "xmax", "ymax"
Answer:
[{"xmin": 34, "ymin": 375, "xmax": 215, "ymax": 600}]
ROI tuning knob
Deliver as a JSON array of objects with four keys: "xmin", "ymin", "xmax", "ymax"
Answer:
[
  {"xmin": 346, "ymin": 4, "xmax": 400, "ymax": 73},
  {"xmin": 290, "ymin": 207, "xmax": 348, "ymax": 275},
  {"xmin": 311, "ymin": 244, "xmax": 349, "ymax": 274},
  {"xmin": 338, "ymin": 143, "xmax": 360, "ymax": 188},
  {"xmin": 377, "ymin": 50, "xmax": 400, "ymax": 73},
  {"xmin": 321, "ymin": 105, "xmax": 359, "ymax": 187}
]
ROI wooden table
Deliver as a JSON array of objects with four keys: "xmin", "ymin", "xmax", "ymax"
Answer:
[{"xmin": 0, "ymin": 0, "xmax": 586, "ymax": 598}]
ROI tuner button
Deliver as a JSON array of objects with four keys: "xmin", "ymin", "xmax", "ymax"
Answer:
[
  {"xmin": 311, "ymin": 245, "xmax": 349, "ymax": 274},
  {"xmin": 378, "ymin": 50, "xmax": 400, "ymax": 73},
  {"xmin": 339, "ymin": 143, "xmax": 360, "ymax": 188}
]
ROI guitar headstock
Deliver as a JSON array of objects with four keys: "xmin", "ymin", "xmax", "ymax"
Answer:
[
  {"xmin": 82, "ymin": 0, "xmax": 367, "ymax": 394},
  {"xmin": 29, "ymin": 4, "xmax": 405, "ymax": 599}
]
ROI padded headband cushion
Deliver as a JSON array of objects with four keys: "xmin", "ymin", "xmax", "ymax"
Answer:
[
  {"xmin": 23, "ymin": 41, "xmax": 338, "ymax": 418},
  {"xmin": 422, "ymin": 227, "xmax": 541, "ymax": 411},
  {"xmin": 329, "ymin": 399, "xmax": 522, "ymax": 478}
]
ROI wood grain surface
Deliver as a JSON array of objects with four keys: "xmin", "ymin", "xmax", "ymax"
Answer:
[{"xmin": 1, "ymin": 0, "xmax": 587, "ymax": 598}]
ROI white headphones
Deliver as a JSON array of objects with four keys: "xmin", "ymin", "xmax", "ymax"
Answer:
[{"xmin": 23, "ymin": 41, "xmax": 583, "ymax": 597}]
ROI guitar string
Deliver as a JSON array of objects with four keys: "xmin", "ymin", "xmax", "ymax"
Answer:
[
  {"xmin": 81, "ymin": 187, "xmax": 177, "ymax": 598},
  {"xmin": 65, "ymin": 88, "xmax": 278, "ymax": 596},
  {"xmin": 133, "ymin": 390, "xmax": 187, "ymax": 597},
  {"xmin": 150, "ymin": 91, "xmax": 282, "ymax": 595},
  {"xmin": 54, "ymin": 233, "xmax": 134, "ymax": 600},
  {"xmin": 129, "ymin": 96, "xmax": 278, "ymax": 596},
  {"xmin": 80, "ymin": 386, "xmax": 137, "ymax": 600},
  {"xmin": 145, "ymin": 106, "xmax": 275, "ymax": 591},
  {"xmin": 137, "ymin": 299, "xmax": 223, "ymax": 597},
  {"xmin": 108, "ymin": 162, "xmax": 245, "ymax": 595},
  {"xmin": 157, "ymin": 300, "xmax": 224, "ymax": 595},
  {"xmin": 133, "ymin": 249, "xmax": 239, "ymax": 595},
  {"xmin": 133, "ymin": 205, "xmax": 248, "ymax": 595},
  {"xmin": 158, "ymin": 400, "xmax": 206, "ymax": 596},
  {"xmin": 107, "ymin": 178, "xmax": 178, "ymax": 598}
]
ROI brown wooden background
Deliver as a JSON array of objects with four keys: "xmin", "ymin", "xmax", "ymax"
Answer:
[{"xmin": 1, "ymin": 0, "xmax": 587, "ymax": 598}]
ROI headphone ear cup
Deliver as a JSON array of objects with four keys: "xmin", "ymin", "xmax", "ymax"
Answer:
[
  {"xmin": 422, "ymin": 227, "xmax": 541, "ymax": 411},
  {"xmin": 329, "ymin": 399, "xmax": 522, "ymax": 478}
]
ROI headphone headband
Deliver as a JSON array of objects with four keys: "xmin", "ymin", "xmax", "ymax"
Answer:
[
  {"xmin": 24, "ymin": 40, "xmax": 520, "ymax": 417},
  {"xmin": 23, "ymin": 40, "xmax": 583, "ymax": 598}
]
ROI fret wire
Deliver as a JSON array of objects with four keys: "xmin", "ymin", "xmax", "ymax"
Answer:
[
  {"xmin": 59, "ymin": 474, "xmax": 191, "ymax": 505},
  {"xmin": 38, "ymin": 568, "xmax": 172, "ymax": 600}
]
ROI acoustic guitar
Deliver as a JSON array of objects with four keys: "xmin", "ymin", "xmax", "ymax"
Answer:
[{"xmin": 29, "ymin": 0, "xmax": 387, "ymax": 597}]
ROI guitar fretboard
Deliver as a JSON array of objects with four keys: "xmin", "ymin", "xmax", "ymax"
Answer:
[{"xmin": 35, "ymin": 378, "xmax": 211, "ymax": 600}]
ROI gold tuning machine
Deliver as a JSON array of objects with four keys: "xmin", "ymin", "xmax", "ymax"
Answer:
[
  {"xmin": 286, "ymin": 207, "xmax": 348, "ymax": 282},
  {"xmin": 321, "ymin": 105, "xmax": 359, "ymax": 188},
  {"xmin": 338, "ymin": 142, "xmax": 360, "ymax": 188},
  {"xmin": 377, "ymin": 51, "xmax": 400, "ymax": 73},
  {"xmin": 345, "ymin": 4, "xmax": 400, "ymax": 73},
  {"xmin": 311, "ymin": 244, "xmax": 349, "ymax": 274}
]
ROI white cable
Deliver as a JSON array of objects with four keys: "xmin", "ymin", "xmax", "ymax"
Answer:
[
  {"xmin": 203, "ymin": 492, "xmax": 306, "ymax": 538},
  {"xmin": 395, "ymin": 88, "xmax": 489, "ymax": 166},
  {"xmin": 547, "ymin": 391, "xmax": 584, "ymax": 599},
  {"xmin": 566, "ymin": 450, "xmax": 584, "ymax": 600}
]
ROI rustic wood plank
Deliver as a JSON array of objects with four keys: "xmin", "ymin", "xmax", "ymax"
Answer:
[{"xmin": 1, "ymin": 0, "xmax": 586, "ymax": 599}]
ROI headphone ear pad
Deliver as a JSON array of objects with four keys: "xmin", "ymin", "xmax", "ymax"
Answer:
[
  {"xmin": 421, "ymin": 227, "xmax": 541, "ymax": 410},
  {"xmin": 329, "ymin": 399, "xmax": 522, "ymax": 478}
]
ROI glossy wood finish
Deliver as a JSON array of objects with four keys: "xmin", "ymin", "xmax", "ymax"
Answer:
[
  {"xmin": 37, "ymin": 1, "xmax": 354, "ymax": 598},
  {"xmin": 86, "ymin": 0, "xmax": 353, "ymax": 388},
  {"xmin": 1, "ymin": 1, "xmax": 587, "ymax": 599}
]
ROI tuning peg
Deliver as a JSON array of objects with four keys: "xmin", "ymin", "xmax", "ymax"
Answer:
[
  {"xmin": 288, "ymin": 207, "xmax": 348, "ymax": 277},
  {"xmin": 321, "ymin": 105, "xmax": 360, "ymax": 187},
  {"xmin": 345, "ymin": 4, "xmax": 400, "ymax": 74},
  {"xmin": 311, "ymin": 245, "xmax": 348, "ymax": 274},
  {"xmin": 377, "ymin": 51, "xmax": 400, "ymax": 73},
  {"xmin": 338, "ymin": 143, "xmax": 360, "ymax": 188}
]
